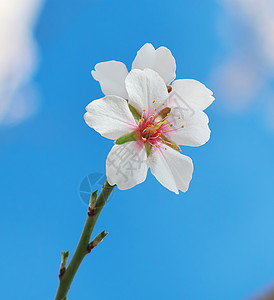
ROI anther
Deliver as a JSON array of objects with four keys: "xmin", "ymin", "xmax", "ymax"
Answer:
[{"xmin": 167, "ymin": 85, "xmax": 172, "ymax": 93}]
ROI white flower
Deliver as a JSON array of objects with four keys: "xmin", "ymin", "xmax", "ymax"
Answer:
[
  {"xmin": 85, "ymin": 68, "xmax": 213, "ymax": 194},
  {"xmin": 91, "ymin": 43, "xmax": 214, "ymax": 112}
]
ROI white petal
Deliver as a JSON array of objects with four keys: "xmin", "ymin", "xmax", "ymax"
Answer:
[
  {"xmin": 84, "ymin": 96, "xmax": 137, "ymax": 140},
  {"xmin": 125, "ymin": 68, "xmax": 169, "ymax": 114},
  {"xmin": 148, "ymin": 146, "xmax": 193, "ymax": 194},
  {"xmin": 106, "ymin": 141, "xmax": 148, "ymax": 190},
  {"xmin": 171, "ymin": 79, "xmax": 214, "ymax": 111},
  {"xmin": 132, "ymin": 43, "xmax": 176, "ymax": 85},
  {"xmin": 153, "ymin": 47, "xmax": 176, "ymax": 85},
  {"xmin": 91, "ymin": 61, "xmax": 128, "ymax": 98},
  {"xmin": 166, "ymin": 107, "xmax": 211, "ymax": 147},
  {"xmin": 132, "ymin": 43, "xmax": 156, "ymax": 71}
]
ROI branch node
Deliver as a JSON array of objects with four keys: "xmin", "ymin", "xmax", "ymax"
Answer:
[
  {"xmin": 59, "ymin": 251, "xmax": 69, "ymax": 279},
  {"xmin": 87, "ymin": 230, "xmax": 109, "ymax": 253},
  {"xmin": 88, "ymin": 190, "xmax": 98, "ymax": 217}
]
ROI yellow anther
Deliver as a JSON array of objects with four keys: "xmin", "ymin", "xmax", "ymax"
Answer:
[
  {"xmin": 158, "ymin": 133, "xmax": 161, "ymax": 136},
  {"xmin": 158, "ymin": 120, "xmax": 167, "ymax": 126},
  {"xmin": 143, "ymin": 109, "xmax": 146, "ymax": 112},
  {"xmin": 154, "ymin": 108, "xmax": 157, "ymax": 111},
  {"xmin": 153, "ymin": 100, "xmax": 155, "ymax": 103},
  {"xmin": 167, "ymin": 113, "xmax": 170, "ymax": 116},
  {"xmin": 164, "ymin": 129, "xmax": 167, "ymax": 132},
  {"xmin": 171, "ymin": 144, "xmax": 174, "ymax": 147},
  {"xmin": 143, "ymin": 138, "xmax": 147, "ymax": 141},
  {"xmin": 152, "ymin": 114, "xmax": 155, "ymax": 117},
  {"xmin": 155, "ymin": 145, "xmax": 159, "ymax": 147},
  {"xmin": 178, "ymin": 117, "xmax": 181, "ymax": 119}
]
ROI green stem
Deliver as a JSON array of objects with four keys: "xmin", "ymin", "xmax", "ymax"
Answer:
[{"xmin": 55, "ymin": 181, "xmax": 115, "ymax": 300}]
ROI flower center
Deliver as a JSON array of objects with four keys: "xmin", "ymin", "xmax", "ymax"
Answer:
[
  {"xmin": 138, "ymin": 117, "xmax": 167, "ymax": 145},
  {"xmin": 136, "ymin": 108, "xmax": 175, "ymax": 149}
]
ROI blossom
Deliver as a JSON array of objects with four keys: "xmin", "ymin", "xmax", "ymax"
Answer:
[
  {"xmin": 91, "ymin": 43, "xmax": 214, "ymax": 112},
  {"xmin": 84, "ymin": 68, "xmax": 213, "ymax": 194}
]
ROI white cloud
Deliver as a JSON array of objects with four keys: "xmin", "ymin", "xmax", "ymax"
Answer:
[
  {"xmin": 0, "ymin": 0, "xmax": 44, "ymax": 125},
  {"xmin": 212, "ymin": 0, "xmax": 274, "ymax": 119},
  {"xmin": 224, "ymin": 0, "xmax": 274, "ymax": 66}
]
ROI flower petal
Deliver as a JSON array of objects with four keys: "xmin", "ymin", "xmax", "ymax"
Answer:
[
  {"xmin": 106, "ymin": 141, "xmax": 148, "ymax": 190},
  {"xmin": 153, "ymin": 46, "xmax": 176, "ymax": 85},
  {"xmin": 148, "ymin": 146, "xmax": 193, "ymax": 194},
  {"xmin": 84, "ymin": 96, "xmax": 137, "ymax": 140},
  {"xmin": 132, "ymin": 43, "xmax": 156, "ymax": 70},
  {"xmin": 171, "ymin": 79, "xmax": 214, "ymax": 111},
  {"xmin": 166, "ymin": 107, "xmax": 211, "ymax": 147},
  {"xmin": 125, "ymin": 68, "xmax": 169, "ymax": 114},
  {"xmin": 91, "ymin": 61, "xmax": 128, "ymax": 98},
  {"xmin": 132, "ymin": 43, "xmax": 176, "ymax": 85}
]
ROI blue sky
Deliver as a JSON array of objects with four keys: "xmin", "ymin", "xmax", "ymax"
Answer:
[{"xmin": 1, "ymin": 0, "xmax": 274, "ymax": 299}]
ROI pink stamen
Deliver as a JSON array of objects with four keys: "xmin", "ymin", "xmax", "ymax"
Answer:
[{"xmin": 136, "ymin": 108, "xmax": 180, "ymax": 147}]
